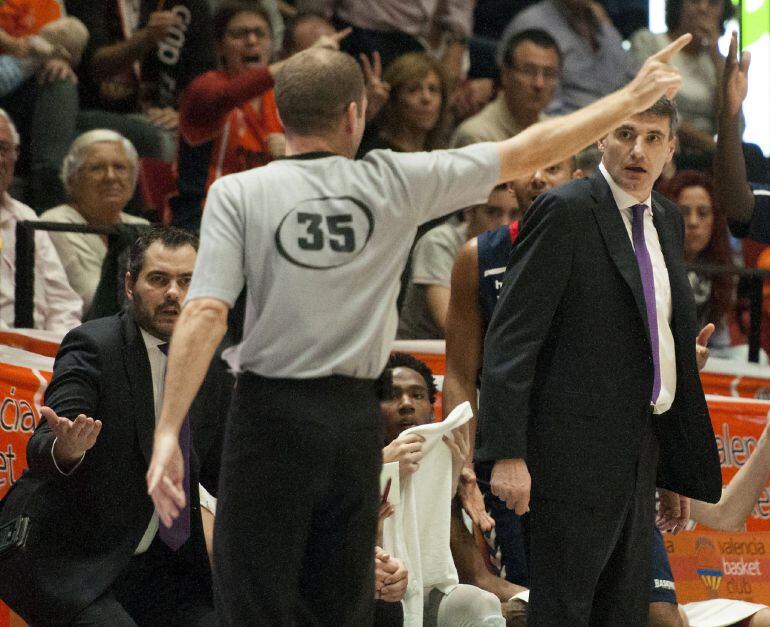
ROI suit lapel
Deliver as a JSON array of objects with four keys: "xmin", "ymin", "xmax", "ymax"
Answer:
[
  {"xmin": 589, "ymin": 173, "xmax": 651, "ymax": 339},
  {"xmin": 121, "ymin": 312, "xmax": 156, "ymax": 466}
]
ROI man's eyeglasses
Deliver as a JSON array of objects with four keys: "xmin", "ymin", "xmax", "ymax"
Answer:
[
  {"xmin": 511, "ymin": 65, "xmax": 559, "ymax": 81},
  {"xmin": 0, "ymin": 141, "xmax": 19, "ymax": 159},
  {"xmin": 226, "ymin": 27, "xmax": 270, "ymax": 41}
]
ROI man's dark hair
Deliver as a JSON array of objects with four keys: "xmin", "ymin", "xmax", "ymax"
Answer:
[
  {"xmin": 128, "ymin": 227, "xmax": 199, "ymax": 281},
  {"xmin": 275, "ymin": 48, "xmax": 364, "ymax": 136},
  {"xmin": 665, "ymin": 0, "xmax": 734, "ymax": 35},
  {"xmin": 377, "ymin": 352, "xmax": 438, "ymax": 406},
  {"xmin": 642, "ymin": 97, "xmax": 679, "ymax": 138},
  {"xmin": 501, "ymin": 28, "xmax": 561, "ymax": 69},
  {"xmin": 213, "ymin": 0, "xmax": 272, "ymax": 43}
]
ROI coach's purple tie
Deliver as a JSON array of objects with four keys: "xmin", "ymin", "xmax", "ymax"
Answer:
[
  {"xmin": 631, "ymin": 203, "xmax": 661, "ymax": 404},
  {"xmin": 157, "ymin": 342, "xmax": 190, "ymax": 550}
]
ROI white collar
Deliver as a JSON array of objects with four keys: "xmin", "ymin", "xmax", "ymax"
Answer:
[
  {"xmin": 598, "ymin": 162, "xmax": 653, "ymax": 213},
  {"xmin": 139, "ymin": 326, "xmax": 167, "ymax": 352}
]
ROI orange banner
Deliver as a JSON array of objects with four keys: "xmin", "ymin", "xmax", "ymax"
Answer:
[{"xmin": 0, "ymin": 346, "xmax": 52, "ymax": 627}]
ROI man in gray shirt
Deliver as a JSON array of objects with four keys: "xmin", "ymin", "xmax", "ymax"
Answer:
[{"xmin": 148, "ymin": 38, "xmax": 692, "ymax": 625}]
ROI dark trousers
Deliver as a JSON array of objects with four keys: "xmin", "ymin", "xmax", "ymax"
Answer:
[
  {"xmin": 527, "ymin": 418, "xmax": 660, "ymax": 626},
  {"xmin": 213, "ymin": 373, "xmax": 382, "ymax": 626},
  {"xmin": 61, "ymin": 535, "xmax": 216, "ymax": 627}
]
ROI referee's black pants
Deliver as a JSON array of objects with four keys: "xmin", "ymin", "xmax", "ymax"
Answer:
[{"xmin": 213, "ymin": 373, "xmax": 382, "ymax": 626}]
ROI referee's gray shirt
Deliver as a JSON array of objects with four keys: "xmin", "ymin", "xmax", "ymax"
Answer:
[{"xmin": 186, "ymin": 142, "xmax": 500, "ymax": 379}]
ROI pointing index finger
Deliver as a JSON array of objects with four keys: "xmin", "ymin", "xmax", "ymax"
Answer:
[{"xmin": 651, "ymin": 33, "xmax": 692, "ymax": 62}]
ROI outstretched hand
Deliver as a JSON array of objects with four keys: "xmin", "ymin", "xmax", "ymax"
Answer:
[
  {"xmin": 146, "ymin": 429, "xmax": 186, "ymax": 528},
  {"xmin": 721, "ymin": 32, "xmax": 751, "ymax": 117},
  {"xmin": 313, "ymin": 27, "xmax": 352, "ymax": 51},
  {"xmin": 42, "ymin": 406, "xmax": 101, "ymax": 467},
  {"xmin": 626, "ymin": 33, "xmax": 691, "ymax": 108}
]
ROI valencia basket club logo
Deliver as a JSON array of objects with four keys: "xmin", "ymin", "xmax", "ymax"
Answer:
[{"xmin": 695, "ymin": 537, "xmax": 723, "ymax": 598}]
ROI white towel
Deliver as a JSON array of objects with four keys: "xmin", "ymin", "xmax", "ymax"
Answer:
[{"xmin": 382, "ymin": 401, "xmax": 473, "ymax": 627}]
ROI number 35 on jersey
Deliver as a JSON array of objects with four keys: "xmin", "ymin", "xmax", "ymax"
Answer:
[{"xmin": 276, "ymin": 196, "xmax": 374, "ymax": 269}]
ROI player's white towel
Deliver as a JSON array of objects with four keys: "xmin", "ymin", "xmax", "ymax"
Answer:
[
  {"xmin": 382, "ymin": 401, "xmax": 473, "ymax": 627},
  {"xmin": 683, "ymin": 599, "xmax": 768, "ymax": 627}
]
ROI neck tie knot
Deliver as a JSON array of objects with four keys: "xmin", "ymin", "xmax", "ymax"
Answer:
[
  {"xmin": 631, "ymin": 203, "xmax": 648, "ymax": 220},
  {"xmin": 158, "ymin": 343, "xmax": 169, "ymax": 356}
]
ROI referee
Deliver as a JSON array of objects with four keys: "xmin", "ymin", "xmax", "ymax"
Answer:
[{"xmin": 148, "ymin": 38, "xmax": 691, "ymax": 625}]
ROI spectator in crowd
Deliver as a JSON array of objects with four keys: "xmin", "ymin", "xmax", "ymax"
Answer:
[
  {"xmin": 41, "ymin": 129, "xmax": 149, "ymax": 314},
  {"xmin": 630, "ymin": 0, "xmax": 736, "ymax": 164},
  {"xmin": 0, "ymin": 3, "xmax": 86, "ymax": 211},
  {"xmin": 294, "ymin": 0, "xmax": 472, "ymax": 87},
  {"xmin": 281, "ymin": 11, "xmax": 336, "ymax": 57},
  {"xmin": 145, "ymin": 38, "xmax": 696, "ymax": 625},
  {"xmin": 65, "ymin": 0, "xmax": 216, "ymax": 162},
  {"xmin": 714, "ymin": 34, "xmax": 769, "ymax": 242},
  {"xmin": 171, "ymin": 0, "xmax": 283, "ymax": 232},
  {"xmin": 0, "ymin": 227, "xmax": 220, "ymax": 625},
  {"xmin": 171, "ymin": 1, "xmax": 348, "ymax": 232},
  {"xmin": 397, "ymin": 183, "xmax": 518, "ymax": 340},
  {"xmin": 498, "ymin": 0, "xmax": 635, "ymax": 114},
  {"xmin": 359, "ymin": 52, "xmax": 450, "ymax": 155},
  {"xmin": 0, "ymin": 15, "xmax": 87, "ymax": 98},
  {"xmin": 379, "ymin": 352, "xmax": 506, "ymax": 626},
  {"xmin": 659, "ymin": 170, "xmax": 734, "ymax": 351},
  {"xmin": 0, "ymin": 109, "xmax": 81, "ymax": 333},
  {"xmin": 451, "ymin": 29, "xmax": 560, "ymax": 148}
]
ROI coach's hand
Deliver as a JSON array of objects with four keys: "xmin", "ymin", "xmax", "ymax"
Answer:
[
  {"xmin": 147, "ymin": 429, "xmax": 186, "ymax": 528},
  {"xmin": 491, "ymin": 458, "xmax": 531, "ymax": 515},
  {"xmin": 43, "ymin": 406, "xmax": 101, "ymax": 470}
]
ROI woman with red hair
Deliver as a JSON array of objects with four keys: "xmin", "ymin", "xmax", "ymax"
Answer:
[{"xmin": 661, "ymin": 169, "xmax": 735, "ymax": 349}]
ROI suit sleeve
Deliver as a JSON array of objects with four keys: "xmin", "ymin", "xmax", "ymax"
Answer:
[
  {"xmin": 26, "ymin": 327, "xmax": 102, "ymax": 480},
  {"xmin": 476, "ymin": 193, "xmax": 575, "ymax": 462}
]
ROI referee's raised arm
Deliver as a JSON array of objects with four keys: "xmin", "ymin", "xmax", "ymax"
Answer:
[{"xmin": 495, "ymin": 33, "xmax": 691, "ymax": 183}]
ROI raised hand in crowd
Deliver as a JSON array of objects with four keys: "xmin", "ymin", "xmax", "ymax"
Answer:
[
  {"xmin": 41, "ymin": 405, "xmax": 102, "ymax": 471},
  {"xmin": 657, "ymin": 488, "xmax": 690, "ymax": 535},
  {"xmin": 383, "ymin": 432, "xmax": 425, "ymax": 481},
  {"xmin": 721, "ymin": 32, "xmax": 751, "ymax": 117},
  {"xmin": 715, "ymin": 32, "xmax": 754, "ymax": 224},
  {"xmin": 360, "ymin": 51, "xmax": 390, "ymax": 122},
  {"xmin": 374, "ymin": 546, "xmax": 409, "ymax": 602},
  {"xmin": 696, "ymin": 323, "xmax": 715, "ymax": 372}
]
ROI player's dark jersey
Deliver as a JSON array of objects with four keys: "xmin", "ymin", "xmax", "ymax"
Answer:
[{"xmin": 477, "ymin": 220, "xmax": 519, "ymax": 332}]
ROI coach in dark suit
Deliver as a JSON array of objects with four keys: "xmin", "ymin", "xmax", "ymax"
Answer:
[
  {"xmin": 477, "ymin": 98, "xmax": 721, "ymax": 626},
  {"xmin": 0, "ymin": 227, "xmax": 219, "ymax": 626}
]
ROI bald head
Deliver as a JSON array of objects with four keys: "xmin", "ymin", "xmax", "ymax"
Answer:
[{"xmin": 275, "ymin": 48, "xmax": 365, "ymax": 137}]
